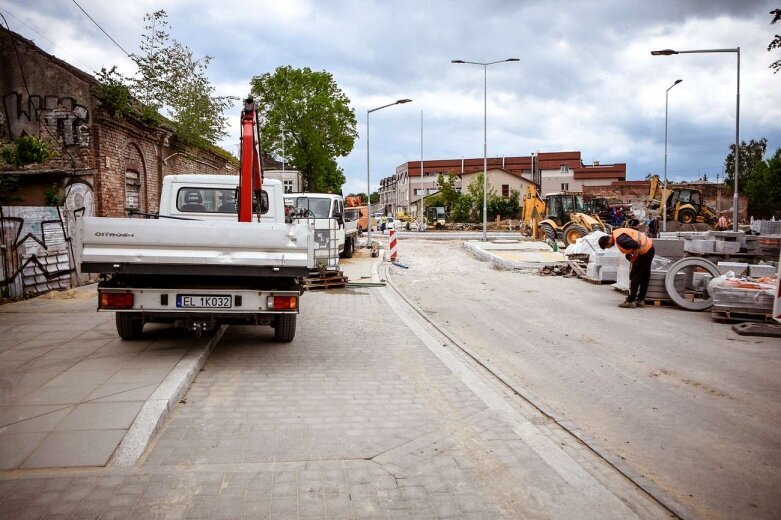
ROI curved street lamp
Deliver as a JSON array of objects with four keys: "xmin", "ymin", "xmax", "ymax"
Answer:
[
  {"xmin": 652, "ymin": 47, "xmax": 740, "ymax": 231},
  {"xmin": 451, "ymin": 58, "xmax": 519, "ymax": 241},
  {"xmin": 366, "ymin": 99, "xmax": 412, "ymax": 249},
  {"xmin": 662, "ymin": 79, "xmax": 683, "ymax": 232}
]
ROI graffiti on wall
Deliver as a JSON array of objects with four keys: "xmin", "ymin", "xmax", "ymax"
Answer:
[
  {"xmin": 3, "ymin": 92, "xmax": 90, "ymax": 147},
  {"xmin": 0, "ymin": 182, "xmax": 93, "ymax": 298}
]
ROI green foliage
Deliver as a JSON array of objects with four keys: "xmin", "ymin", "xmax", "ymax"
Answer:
[
  {"xmin": 436, "ymin": 173, "xmax": 461, "ymax": 211},
  {"xmin": 449, "ymin": 195, "xmax": 475, "ymax": 223},
  {"xmin": 94, "ymin": 67, "xmax": 132, "ymax": 118},
  {"xmin": 489, "ymin": 189, "xmax": 521, "ymax": 219},
  {"xmin": 1, "ymin": 136, "xmax": 55, "ymax": 167},
  {"xmin": 370, "ymin": 192, "xmax": 379, "ymax": 204},
  {"xmin": 98, "ymin": 11, "xmax": 235, "ymax": 144},
  {"xmin": 0, "ymin": 174, "xmax": 22, "ymax": 204},
  {"xmin": 250, "ymin": 66, "xmax": 358, "ymax": 193},
  {"xmin": 724, "ymin": 138, "xmax": 767, "ymax": 190},
  {"xmin": 744, "ymin": 147, "xmax": 781, "ymax": 218},
  {"xmin": 770, "ymin": 9, "xmax": 781, "ymax": 74},
  {"xmin": 139, "ymin": 104, "xmax": 162, "ymax": 127},
  {"xmin": 43, "ymin": 183, "xmax": 61, "ymax": 206}
]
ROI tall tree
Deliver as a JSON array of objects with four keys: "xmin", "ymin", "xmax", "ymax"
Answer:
[
  {"xmin": 436, "ymin": 173, "xmax": 461, "ymax": 210},
  {"xmin": 126, "ymin": 10, "xmax": 235, "ymax": 144},
  {"xmin": 744, "ymin": 147, "xmax": 781, "ymax": 218},
  {"xmin": 724, "ymin": 138, "xmax": 767, "ymax": 190},
  {"xmin": 770, "ymin": 9, "xmax": 781, "ymax": 74},
  {"xmin": 250, "ymin": 66, "xmax": 357, "ymax": 193}
]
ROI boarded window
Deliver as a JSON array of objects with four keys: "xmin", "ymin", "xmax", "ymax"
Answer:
[
  {"xmin": 502, "ymin": 184, "xmax": 509, "ymax": 197},
  {"xmin": 125, "ymin": 170, "xmax": 140, "ymax": 209}
]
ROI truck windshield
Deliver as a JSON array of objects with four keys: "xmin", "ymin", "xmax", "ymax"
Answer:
[{"xmin": 291, "ymin": 197, "xmax": 331, "ymax": 218}]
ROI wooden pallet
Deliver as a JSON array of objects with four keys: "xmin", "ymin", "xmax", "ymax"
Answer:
[
  {"xmin": 711, "ymin": 309, "xmax": 773, "ymax": 323},
  {"xmin": 301, "ymin": 270, "xmax": 348, "ymax": 290}
]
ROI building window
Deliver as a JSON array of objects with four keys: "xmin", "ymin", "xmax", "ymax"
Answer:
[
  {"xmin": 561, "ymin": 183, "xmax": 569, "ymax": 191},
  {"xmin": 502, "ymin": 184, "xmax": 509, "ymax": 197},
  {"xmin": 560, "ymin": 165, "xmax": 569, "ymax": 173},
  {"xmin": 125, "ymin": 170, "xmax": 140, "ymax": 209},
  {"xmin": 283, "ymin": 180, "xmax": 293, "ymax": 193}
]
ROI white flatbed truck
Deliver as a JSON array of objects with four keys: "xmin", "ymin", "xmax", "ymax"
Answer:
[{"xmin": 76, "ymin": 176, "xmax": 313, "ymax": 341}]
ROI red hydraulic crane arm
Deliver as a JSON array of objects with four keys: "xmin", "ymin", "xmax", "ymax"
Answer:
[{"xmin": 238, "ymin": 98, "xmax": 264, "ymax": 222}]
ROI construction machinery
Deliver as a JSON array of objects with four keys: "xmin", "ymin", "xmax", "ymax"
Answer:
[
  {"xmin": 521, "ymin": 186, "xmax": 605, "ymax": 245},
  {"xmin": 425, "ymin": 206, "xmax": 447, "ymax": 228},
  {"xmin": 647, "ymin": 175, "xmax": 719, "ymax": 225}
]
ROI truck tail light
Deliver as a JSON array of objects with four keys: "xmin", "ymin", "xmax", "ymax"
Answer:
[
  {"xmin": 100, "ymin": 292, "xmax": 134, "ymax": 309},
  {"xmin": 267, "ymin": 295, "xmax": 298, "ymax": 310}
]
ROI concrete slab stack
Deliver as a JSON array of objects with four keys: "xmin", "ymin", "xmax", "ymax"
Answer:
[{"xmin": 712, "ymin": 286, "xmax": 774, "ymax": 315}]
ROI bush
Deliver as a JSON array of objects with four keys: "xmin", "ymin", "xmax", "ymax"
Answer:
[
  {"xmin": 44, "ymin": 183, "xmax": 61, "ymax": 206},
  {"xmin": 94, "ymin": 67, "xmax": 132, "ymax": 119},
  {"xmin": 1, "ymin": 136, "xmax": 55, "ymax": 167}
]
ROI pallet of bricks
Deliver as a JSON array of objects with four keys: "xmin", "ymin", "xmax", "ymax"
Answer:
[{"xmin": 711, "ymin": 264, "xmax": 777, "ymax": 322}]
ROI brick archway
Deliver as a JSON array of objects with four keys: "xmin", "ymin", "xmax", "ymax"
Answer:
[{"xmin": 124, "ymin": 142, "xmax": 147, "ymax": 213}]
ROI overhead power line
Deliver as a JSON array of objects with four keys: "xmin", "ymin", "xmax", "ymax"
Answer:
[
  {"xmin": 70, "ymin": 0, "xmax": 132, "ymax": 58},
  {"xmin": 0, "ymin": 7, "xmax": 94, "ymax": 71}
]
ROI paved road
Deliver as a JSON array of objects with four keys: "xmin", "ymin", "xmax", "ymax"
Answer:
[
  {"xmin": 390, "ymin": 239, "xmax": 781, "ymax": 520},
  {"xmin": 0, "ymin": 255, "xmax": 668, "ymax": 519}
]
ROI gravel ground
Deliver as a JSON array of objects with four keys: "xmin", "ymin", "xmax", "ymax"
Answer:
[{"xmin": 389, "ymin": 239, "xmax": 781, "ymax": 520}]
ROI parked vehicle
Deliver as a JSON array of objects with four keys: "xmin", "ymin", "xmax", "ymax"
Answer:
[
  {"xmin": 520, "ymin": 186, "xmax": 605, "ymax": 245},
  {"xmin": 647, "ymin": 175, "xmax": 719, "ymax": 225},
  {"xmin": 284, "ymin": 193, "xmax": 359, "ymax": 259},
  {"xmin": 345, "ymin": 205, "xmax": 377, "ymax": 232},
  {"xmin": 426, "ymin": 206, "xmax": 447, "ymax": 228},
  {"xmin": 75, "ymin": 101, "xmax": 314, "ymax": 342}
]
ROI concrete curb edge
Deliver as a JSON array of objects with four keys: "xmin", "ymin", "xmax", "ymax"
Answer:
[{"xmin": 109, "ymin": 325, "xmax": 228, "ymax": 466}]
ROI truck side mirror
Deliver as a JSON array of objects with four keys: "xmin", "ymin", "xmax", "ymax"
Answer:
[{"xmin": 333, "ymin": 211, "xmax": 344, "ymax": 225}]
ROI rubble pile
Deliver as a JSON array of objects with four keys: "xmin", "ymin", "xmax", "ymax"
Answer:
[{"xmin": 537, "ymin": 264, "xmax": 574, "ymax": 277}]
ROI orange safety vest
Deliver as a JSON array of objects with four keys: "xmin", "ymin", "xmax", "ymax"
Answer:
[{"xmin": 612, "ymin": 228, "xmax": 653, "ymax": 255}]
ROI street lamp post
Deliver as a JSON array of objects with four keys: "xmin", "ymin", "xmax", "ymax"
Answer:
[
  {"xmin": 451, "ymin": 58, "xmax": 519, "ymax": 241},
  {"xmin": 663, "ymin": 79, "xmax": 683, "ymax": 232},
  {"xmin": 652, "ymin": 47, "xmax": 740, "ymax": 231},
  {"xmin": 366, "ymin": 99, "xmax": 412, "ymax": 250}
]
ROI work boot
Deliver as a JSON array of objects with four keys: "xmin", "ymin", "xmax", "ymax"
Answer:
[
  {"xmin": 636, "ymin": 301, "xmax": 647, "ymax": 308},
  {"xmin": 618, "ymin": 301, "xmax": 636, "ymax": 308}
]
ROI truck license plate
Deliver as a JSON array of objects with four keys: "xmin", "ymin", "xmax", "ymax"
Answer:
[{"xmin": 176, "ymin": 295, "xmax": 232, "ymax": 308}]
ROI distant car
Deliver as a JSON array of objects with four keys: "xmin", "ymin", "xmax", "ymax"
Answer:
[{"xmin": 385, "ymin": 217, "xmax": 395, "ymax": 230}]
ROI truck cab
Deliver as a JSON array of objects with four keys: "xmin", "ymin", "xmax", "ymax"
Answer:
[
  {"xmin": 158, "ymin": 174, "xmax": 282, "ymax": 223},
  {"xmin": 284, "ymin": 193, "xmax": 358, "ymax": 260}
]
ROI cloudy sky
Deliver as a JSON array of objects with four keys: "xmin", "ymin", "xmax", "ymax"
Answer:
[{"xmin": 2, "ymin": 0, "xmax": 779, "ymax": 195}]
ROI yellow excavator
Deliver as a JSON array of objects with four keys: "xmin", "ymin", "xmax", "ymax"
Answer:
[
  {"xmin": 521, "ymin": 186, "xmax": 605, "ymax": 245},
  {"xmin": 647, "ymin": 175, "xmax": 719, "ymax": 225}
]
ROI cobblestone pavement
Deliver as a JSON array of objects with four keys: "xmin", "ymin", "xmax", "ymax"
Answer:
[{"xmin": 0, "ymin": 278, "xmax": 669, "ymax": 519}]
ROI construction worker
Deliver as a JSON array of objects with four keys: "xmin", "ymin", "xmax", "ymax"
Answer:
[{"xmin": 598, "ymin": 228, "xmax": 655, "ymax": 308}]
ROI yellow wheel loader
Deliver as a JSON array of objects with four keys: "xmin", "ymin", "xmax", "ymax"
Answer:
[
  {"xmin": 647, "ymin": 175, "xmax": 719, "ymax": 225},
  {"xmin": 521, "ymin": 186, "xmax": 605, "ymax": 246}
]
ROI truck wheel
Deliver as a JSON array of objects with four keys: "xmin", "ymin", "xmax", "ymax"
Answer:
[
  {"xmin": 563, "ymin": 224, "xmax": 588, "ymax": 245},
  {"xmin": 116, "ymin": 313, "xmax": 143, "ymax": 339},
  {"xmin": 341, "ymin": 236, "xmax": 354, "ymax": 258},
  {"xmin": 679, "ymin": 209, "xmax": 696, "ymax": 224},
  {"xmin": 274, "ymin": 314, "xmax": 296, "ymax": 342},
  {"xmin": 539, "ymin": 223, "xmax": 556, "ymax": 242}
]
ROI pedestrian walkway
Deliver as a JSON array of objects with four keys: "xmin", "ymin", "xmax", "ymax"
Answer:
[
  {"xmin": 0, "ymin": 264, "xmax": 668, "ymax": 518},
  {"xmin": 0, "ymin": 285, "xmax": 212, "ymax": 469}
]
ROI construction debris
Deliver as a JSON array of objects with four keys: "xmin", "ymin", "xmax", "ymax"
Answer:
[
  {"xmin": 301, "ymin": 269, "xmax": 348, "ymax": 290},
  {"xmin": 538, "ymin": 264, "xmax": 574, "ymax": 277}
]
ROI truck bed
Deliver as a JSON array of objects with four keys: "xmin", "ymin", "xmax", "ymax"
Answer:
[{"xmin": 78, "ymin": 217, "xmax": 314, "ymax": 277}]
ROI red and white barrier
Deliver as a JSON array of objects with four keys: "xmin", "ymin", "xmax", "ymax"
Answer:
[{"xmin": 389, "ymin": 228, "xmax": 398, "ymax": 261}]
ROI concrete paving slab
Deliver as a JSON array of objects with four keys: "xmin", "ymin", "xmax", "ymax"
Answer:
[
  {"xmin": 21, "ymin": 429, "xmax": 127, "ymax": 468},
  {"xmin": 0, "ymin": 286, "xmax": 223, "ymax": 469},
  {"xmin": 464, "ymin": 240, "xmax": 567, "ymax": 269},
  {"xmin": 54, "ymin": 401, "xmax": 145, "ymax": 431},
  {"xmin": 0, "ymin": 432, "xmax": 46, "ymax": 469}
]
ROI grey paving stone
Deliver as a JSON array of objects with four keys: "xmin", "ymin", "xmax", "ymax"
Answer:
[
  {"xmin": 0, "ymin": 431, "xmax": 46, "ymax": 468},
  {"xmin": 21, "ymin": 429, "xmax": 126, "ymax": 468},
  {"xmin": 53, "ymin": 401, "xmax": 144, "ymax": 430}
]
